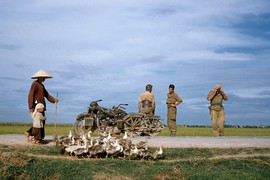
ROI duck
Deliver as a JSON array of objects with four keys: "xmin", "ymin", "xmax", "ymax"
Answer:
[
  {"xmin": 136, "ymin": 140, "xmax": 148, "ymax": 149},
  {"xmin": 118, "ymin": 132, "xmax": 132, "ymax": 149},
  {"xmin": 128, "ymin": 145, "xmax": 139, "ymax": 160},
  {"xmin": 68, "ymin": 130, "xmax": 73, "ymax": 140},
  {"xmin": 88, "ymin": 141, "xmax": 106, "ymax": 158},
  {"xmin": 56, "ymin": 129, "xmax": 75, "ymax": 147},
  {"xmin": 65, "ymin": 144, "xmax": 80, "ymax": 156},
  {"xmin": 105, "ymin": 139, "xmax": 123, "ymax": 159},
  {"xmin": 70, "ymin": 137, "xmax": 76, "ymax": 146},
  {"xmin": 119, "ymin": 139, "xmax": 132, "ymax": 151},
  {"xmin": 102, "ymin": 133, "xmax": 112, "ymax": 143},
  {"xmin": 81, "ymin": 134, "xmax": 87, "ymax": 145},
  {"xmin": 87, "ymin": 131, "xmax": 92, "ymax": 140},
  {"xmin": 56, "ymin": 135, "xmax": 69, "ymax": 147},
  {"xmin": 73, "ymin": 140, "xmax": 89, "ymax": 157},
  {"xmin": 88, "ymin": 139, "xmax": 94, "ymax": 148},
  {"xmin": 112, "ymin": 143, "xmax": 124, "ymax": 159},
  {"xmin": 110, "ymin": 139, "xmax": 119, "ymax": 148},
  {"xmin": 152, "ymin": 146, "xmax": 164, "ymax": 160},
  {"xmin": 138, "ymin": 145, "xmax": 154, "ymax": 160},
  {"xmin": 123, "ymin": 131, "xmax": 128, "ymax": 139},
  {"xmin": 82, "ymin": 134, "xmax": 86, "ymax": 141}
]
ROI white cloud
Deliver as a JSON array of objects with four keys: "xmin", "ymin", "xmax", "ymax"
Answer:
[
  {"xmin": 230, "ymin": 87, "xmax": 270, "ymax": 99},
  {"xmin": 0, "ymin": 0, "xmax": 269, "ymax": 125}
]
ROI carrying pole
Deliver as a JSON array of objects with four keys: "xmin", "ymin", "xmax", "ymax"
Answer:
[{"xmin": 53, "ymin": 92, "xmax": 58, "ymax": 142}]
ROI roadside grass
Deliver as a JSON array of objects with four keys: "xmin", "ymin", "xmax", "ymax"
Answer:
[
  {"xmin": 0, "ymin": 122, "xmax": 270, "ymax": 136},
  {"xmin": 160, "ymin": 126, "xmax": 270, "ymax": 136},
  {"xmin": 0, "ymin": 144, "xmax": 269, "ymax": 179},
  {"xmin": 0, "ymin": 122, "xmax": 73, "ymax": 136}
]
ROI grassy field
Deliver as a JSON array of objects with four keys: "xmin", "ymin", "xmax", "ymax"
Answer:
[
  {"xmin": 0, "ymin": 122, "xmax": 269, "ymax": 136},
  {"xmin": 1, "ymin": 123, "xmax": 269, "ymax": 179},
  {"xmin": 0, "ymin": 144, "xmax": 269, "ymax": 179},
  {"xmin": 0, "ymin": 123, "xmax": 73, "ymax": 136}
]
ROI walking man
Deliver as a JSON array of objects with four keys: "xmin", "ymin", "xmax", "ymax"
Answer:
[
  {"xmin": 138, "ymin": 84, "xmax": 155, "ymax": 116},
  {"xmin": 166, "ymin": 84, "xmax": 183, "ymax": 136},
  {"xmin": 25, "ymin": 69, "xmax": 59, "ymax": 142},
  {"xmin": 207, "ymin": 84, "xmax": 228, "ymax": 136}
]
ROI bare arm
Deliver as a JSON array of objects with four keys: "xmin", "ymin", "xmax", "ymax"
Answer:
[
  {"xmin": 208, "ymin": 89, "xmax": 228, "ymax": 101},
  {"xmin": 207, "ymin": 89, "xmax": 217, "ymax": 101},
  {"xmin": 220, "ymin": 88, "xmax": 228, "ymax": 100}
]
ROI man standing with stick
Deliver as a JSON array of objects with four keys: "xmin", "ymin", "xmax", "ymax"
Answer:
[{"xmin": 25, "ymin": 69, "xmax": 59, "ymax": 142}]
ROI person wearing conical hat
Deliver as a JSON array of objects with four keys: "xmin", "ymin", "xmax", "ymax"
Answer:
[
  {"xmin": 207, "ymin": 84, "xmax": 228, "ymax": 136},
  {"xmin": 24, "ymin": 70, "xmax": 59, "ymax": 142}
]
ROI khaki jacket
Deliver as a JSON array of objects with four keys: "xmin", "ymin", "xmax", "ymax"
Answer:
[
  {"xmin": 208, "ymin": 91, "xmax": 224, "ymax": 111},
  {"xmin": 166, "ymin": 92, "xmax": 182, "ymax": 108}
]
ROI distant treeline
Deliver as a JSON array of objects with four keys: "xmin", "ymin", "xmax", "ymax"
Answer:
[{"xmin": 177, "ymin": 125, "xmax": 270, "ymax": 128}]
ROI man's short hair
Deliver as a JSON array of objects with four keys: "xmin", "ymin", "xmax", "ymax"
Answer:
[
  {"xmin": 146, "ymin": 84, "xmax": 153, "ymax": 91},
  {"xmin": 169, "ymin": 84, "xmax": 175, "ymax": 89}
]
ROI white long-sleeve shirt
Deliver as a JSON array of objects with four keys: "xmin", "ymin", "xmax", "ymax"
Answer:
[{"xmin": 30, "ymin": 112, "xmax": 46, "ymax": 128}]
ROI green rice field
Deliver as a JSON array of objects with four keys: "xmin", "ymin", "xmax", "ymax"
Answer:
[{"xmin": 0, "ymin": 122, "xmax": 269, "ymax": 136}]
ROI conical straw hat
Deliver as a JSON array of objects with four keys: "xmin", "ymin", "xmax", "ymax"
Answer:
[{"xmin": 31, "ymin": 69, "xmax": 53, "ymax": 79}]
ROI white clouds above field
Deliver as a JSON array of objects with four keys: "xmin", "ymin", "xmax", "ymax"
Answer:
[{"xmin": 0, "ymin": 0, "xmax": 270, "ymax": 126}]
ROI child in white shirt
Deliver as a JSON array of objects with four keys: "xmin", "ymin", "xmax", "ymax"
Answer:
[{"xmin": 30, "ymin": 103, "xmax": 46, "ymax": 144}]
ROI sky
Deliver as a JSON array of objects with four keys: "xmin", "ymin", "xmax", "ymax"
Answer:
[{"xmin": 0, "ymin": 0, "xmax": 270, "ymax": 126}]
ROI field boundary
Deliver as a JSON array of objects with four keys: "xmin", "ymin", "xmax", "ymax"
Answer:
[
  {"xmin": 1, "ymin": 134, "xmax": 270, "ymax": 148},
  {"xmin": 10, "ymin": 152, "xmax": 270, "ymax": 163}
]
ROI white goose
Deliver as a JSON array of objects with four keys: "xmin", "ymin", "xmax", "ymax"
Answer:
[
  {"xmin": 81, "ymin": 134, "xmax": 87, "ymax": 145},
  {"xmin": 103, "ymin": 133, "xmax": 112, "ymax": 143},
  {"xmin": 87, "ymin": 131, "xmax": 92, "ymax": 140},
  {"xmin": 73, "ymin": 140, "xmax": 89, "ymax": 157},
  {"xmin": 105, "ymin": 139, "xmax": 123, "ymax": 159},
  {"xmin": 56, "ymin": 135, "xmax": 70, "ymax": 147},
  {"xmin": 70, "ymin": 137, "xmax": 76, "ymax": 146},
  {"xmin": 123, "ymin": 131, "xmax": 128, "ymax": 139},
  {"xmin": 65, "ymin": 144, "xmax": 80, "ymax": 156},
  {"xmin": 152, "ymin": 146, "xmax": 164, "ymax": 160},
  {"xmin": 65, "ymin": 137, "xmax": 88, "ymax": 155},
  {"xmin": 129, "ymin": 145, "xmax": 139, "ymax": 160},
  {"xmin": 68, "ymin": 130, "xmax": 73, "ymax": 140},
  {"xmin": 88, "ymin": 139, "xmax": 94, "ymax": 148},
  {"xmin": 119, "ymin": 131, "xmax": 132, "ymax": 149},
  {"xmin": 88, "ymin": 142, "xmax": 106, "ymax": 158},
  {"xmin": 138, "ymin": 146, "xmax": 152, "ymax": 160}
]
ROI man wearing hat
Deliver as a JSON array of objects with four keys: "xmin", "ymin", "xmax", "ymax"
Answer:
[
  {"xmin": 25, "ymin": 70, "xmax": 59, "ymax": 142},
  {"xmin": 138, "ymin": 84, "xmax": 155, "ymax": 116},
  {"xmin": 166, "ymin": 84, "xmax": 183, "ymax": 136},
  {"xmin": 207, "ymin": 84, "xmax": 228, "ymax": 136}
]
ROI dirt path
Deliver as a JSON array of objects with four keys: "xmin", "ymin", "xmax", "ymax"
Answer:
[
  {"xmin": 133, "ymin": 136, "xmax": 270, "ymax": 148},
  {"xmin": 1, "ymin": 134, "xmax": 270, "ymax": 148}
]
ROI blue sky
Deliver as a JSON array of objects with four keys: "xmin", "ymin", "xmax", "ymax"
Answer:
[{"xmin": 0, "ymin": 0, "xmax": 269, "ymax": 126}]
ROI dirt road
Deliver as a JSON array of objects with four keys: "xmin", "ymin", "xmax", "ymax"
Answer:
[{"xmin": 1, "ymin": 134, "xmax": 269, "ymax": 148}]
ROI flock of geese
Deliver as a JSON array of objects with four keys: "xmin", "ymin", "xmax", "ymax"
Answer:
[{"xmin": 57, "ymin": 131, "xmax": 164, "ymax": 160}]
